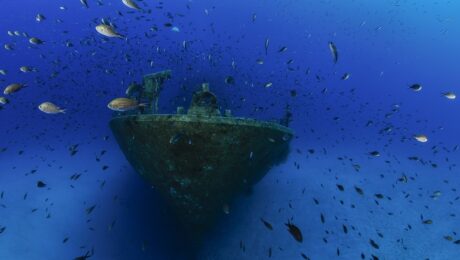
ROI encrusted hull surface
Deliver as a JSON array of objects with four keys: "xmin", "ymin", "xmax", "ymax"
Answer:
[{"xmin": 110, "ymin": 114, "xmax": 292, "ymax": 235}]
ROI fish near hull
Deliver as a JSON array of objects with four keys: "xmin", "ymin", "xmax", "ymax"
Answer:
[{"xmin": 109, "ymin": 114, "xmax": 293, "ymax": 241}]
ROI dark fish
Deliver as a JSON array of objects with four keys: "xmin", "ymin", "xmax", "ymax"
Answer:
[
  {"xmin": 398, "ymin": 175, "xmax": 408, "ymax": 183},
  {"xmin": 354, "ymin": 186, "xmax": 364, "ymax": 195},
  {"xmin": 444, "ymin": 236, "xmax": 453, "ymax": 241},
  {"xmin": 328, "ymin": 42, "xmax": 338, "ymax": 63},
  {"xmin": 37, "ymin": 181, "xmax": 46, "ymax": 188},
  {"xmin": 264, "ymin": 38, "xmax": 269, "ymax": 55},
  {"xmin": 80, "ymin": 0, "xmax": 89, "ymax": 8},
  {"xmin": 63, "ymin": 237, "xmax": 69, "ymax": 243},
  {"xmin": 169, "ymin": 133, "xmax": 183, "ymax": 144},
  {"xmin": 409, "ymin": 83, "xmax": 422, "ymax": 92},
  {"xmin": 369, "ymin": 239, "xmax": 379, "ymax": 249},
  {"xmin": 369, "ymin": 151, "xmax": 380, "ymax": 157},
  {"xmin": 285, "ymin": 221, "xmax": 303, "ymax": 242},
  {"xmin": 374, "ymin": 194, "xmax": 384, "ymax": 199},
  {"xmin": 74, "ymin": 248, "xmax": 93, "ymax": 260},
  {"xmin": 320, "ymin": 213, "xmax": 325, "ymax": 223},
  {"xmin": 301, "ymin": 253, "xmax": 310, "ymax": 260},
  {"xmin": 86, "ymin": 205, "xmax": 96, "ymax": 215},
  {"xmin": 336, "ymin": 184, "xmax": 344, "ymax": 191},
  {"xmin": 422, "ymin": 219, "xmax": 433, "ymax": 224},
  {"xmin": 278, "ymin": 46, "xmax": 288, "ymax": 53},
  {"xmin": 224, "ymin": 76, "xmax": 235, "ymax": 85},
  {"xmin": 69, "ymin": 144, "xmax": 78, "ymax": 156},
  {"xmin": 260, "ymin": 218, "xmax": 273, "ymax": 230},
  {"xmin": 0, "ymin": 226, "xmax": 5, "ymax": 234},
  {"xmin": 341, "ymin": 73, "xmax": 350, "ymax": 80}
]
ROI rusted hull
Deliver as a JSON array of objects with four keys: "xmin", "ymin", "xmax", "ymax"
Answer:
[{"xmin": 110, "ymin": 114, "xmax": 292, "ymax": 235}]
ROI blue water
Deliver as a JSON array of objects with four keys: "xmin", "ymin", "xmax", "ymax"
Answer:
[{"xmin": 1, "ymin": 0, "xmax": 460, "ymax": 259}]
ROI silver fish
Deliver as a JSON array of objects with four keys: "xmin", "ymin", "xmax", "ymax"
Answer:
[{"xmin": 328, "ymin": 42, "xmax": 338, "ymax": 63}]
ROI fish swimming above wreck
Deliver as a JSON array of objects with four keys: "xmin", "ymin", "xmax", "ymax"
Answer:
[{"xmin": 109, "ymin": 70, "xmax": 294, "ymax": 239}]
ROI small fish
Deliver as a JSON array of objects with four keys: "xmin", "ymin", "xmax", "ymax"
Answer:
[
  {"xmin": 444, "ymin": 236, "xmax": 453, "ymax": 241},
  {"xmin": 409, "ymin": 83, "xmax": 422, "ymax": 92},
  {"xmin": 3, "ymin": 83, "xmax": 26, "ymax": 95},
  {"xmin": 96, "ymin": 24, "xmax": 124, "ymax": 38},
  {"xmin": 29, "ymin": 37, "xmax": 44, "ymax": 45},
  {"xmin": 19, "ymin": 66, "xmax": 37, "ymax": 73},
  {"xmin": 264, "ymin": 38, "xmax": 269, "ymax": 55},
  {"xmin": 285, "ymin": 221, "xmax": 303, "ymax": 242},
  {"xmin": 4, "ymin": 44, "xmax": 14, "ymax": 50},
  {"xmin": 171, "ymin": 26, "xmax": 180, "ymax": 32},
  {"xmin": 374, "ymin": 194, "xmax": 384, "ymax": 199},
  {"xmin": 38, "ymin": 102, "xmax": 65, "ymax": 114},
  {"xmin": 63, "ymin": 237, "xmax": 69, "ymax": 243},
  {"xmin": 122, "ymin": 0, "xmax": 141, "ymax": 10},
  {"xmin": 442, "ymin": 92, "xmax": 456, "ymax": 100},
  {"xmin": 398, "ymin": 175, "xmax": 408, "ymax": 183},
  {"xmin": 222, "ymin": 204, "xmax": 230, "ymax": 214},
  {"xmin": 341, "ymin": 73, "xmax": 350, "ymax": 80},
  {"xmin": 354, "ymin": 186, "xmax": 364, "ymax": 195},
  {"xmin": 169, "ymin": 133, "xmax": 183, "ymax": 144},
  {"xmin": 336, "ymin": 184, "xmax": 344, "ymax": 191},
  {"xmin": 80, "ymin": 0, "xmax": 88, "ymax": 8},
  {"xmin": 0, "ymin": 69, "xmax": 7, "ymax": 75},
  {"xmin": 86, "ymin": 205, "xmax": 96, "ymax": 215},
  {"xmin": 36, "ymin": 14, "xmax": 45, "ymax": 22},
  {"xmin": 107, "ymin": 98, "xmax": 143, "ymax": 111},
  {"xmin": 430, "ymin": 191, "xmax": 442, "ymax": 199},
  {"xmin": 224, "ymin": 76, "xmax": 235, "ymax": 85},
  {"xmin": 37, "ymin": 181, "xmax": 46, "ymax": 188},
  {"xmin": 328, "ymin": 42, "xmax": 338, "ymax": 63},
  {"xmin": 369, "ymin": 151, "xmax": 380, "ymax": 157},
  {"xmin": 369, "ymin": 239, "xmax": 379, "ymax": 249},
  {"xmin": 414, "ymin": 134, "xmax": 428, "ymax": 143},
  {"xmin": 73, "ymin": 249, "xmax": 93, "ymax": 260},
  {"xmin": 422, "ymin": 219, "xmax": 433, "ymax": 224},
  {"xmin": 264, "ymin": 82, "xmax": 273, "ymax": 88},
  {"xmin": 0, "ymin": 97, "xmax": 9, "ymax": 105},
  {"xmin": 343, "ymin": 225, "xmax": 348, "ymax": 234},
  {"xmin": 69, "ymin": 144, "xmax": 78, "ymax": 156},
  {"xmin": 0, "ymin": 226, "xmax": 6, "ymax": 234},
  {"xmin": 260, "ymin": 218, "xmax": 273, "ymax": 230},
  {"xmin": 278, "ymin": 46, "xmax": 288, "ymax": 53},
  {"xmin": 108, "ymin": 220, "xmax": 116, "ymax": 231}
]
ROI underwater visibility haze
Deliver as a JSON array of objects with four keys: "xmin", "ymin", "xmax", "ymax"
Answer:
[{"xmin": 1, "ymin": 0, "xmax": 460, "ymax": 259}]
